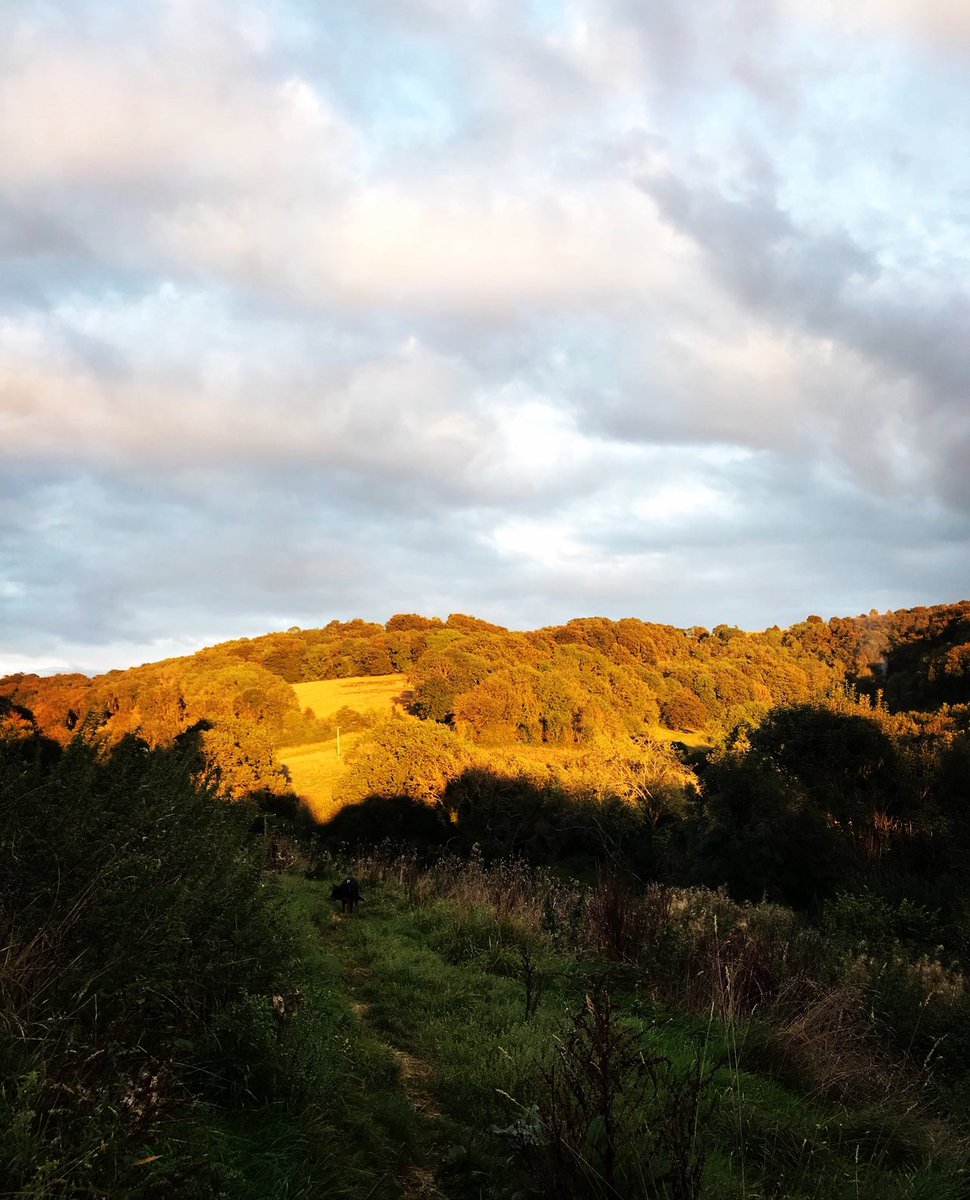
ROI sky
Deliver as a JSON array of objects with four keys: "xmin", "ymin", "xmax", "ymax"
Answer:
[{"xmin": 1, "ymin": 0, "xmax": 969, "ymax": 676}]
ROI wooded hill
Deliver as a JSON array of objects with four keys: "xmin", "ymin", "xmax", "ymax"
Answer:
[
  {"xmin": 3, "ymin": 599, "xmax": 970, "ymax": 909},
  {"xmin": 3, "ymin": 601, "xmax": 969, "ymax": 800}
]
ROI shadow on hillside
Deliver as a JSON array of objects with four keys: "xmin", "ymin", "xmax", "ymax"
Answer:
[
  {"xmin": 319, "ymin": 767, "xmax": 664, "ymax": 876},
  {"xmin": 321, "ymin": 793, "xmax": 451, "ymax": 847}
]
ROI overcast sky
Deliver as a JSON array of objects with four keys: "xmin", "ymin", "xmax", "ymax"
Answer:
[{"xmin": 2, "ymin": 0, "xmax": 968, "ymax": 675}]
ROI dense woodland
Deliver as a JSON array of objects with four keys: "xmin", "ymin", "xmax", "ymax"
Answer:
[
  {"xmin": 5, "ymin": 600, "xmax": 970, "ymax": 788},
  {"xmin": 3, "ymin": 601, "xmax": 970, "ymax": 1196}
]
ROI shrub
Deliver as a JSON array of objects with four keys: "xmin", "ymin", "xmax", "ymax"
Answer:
[{"xmin": 0, "ymin": 726, "xmax": 299, "ymax": 1194}]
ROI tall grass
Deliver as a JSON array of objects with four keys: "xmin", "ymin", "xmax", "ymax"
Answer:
[{"xmin": 304, "ymin": 843, "xmax": 969, "ymax": 1197}]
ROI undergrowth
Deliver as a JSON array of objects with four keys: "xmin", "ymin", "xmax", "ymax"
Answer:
[
  {"xmin": 299, "ymin": 843, "xmax": 970, "ymax": 1198},
  {"xmin": 4, "ymin": 714, "xmax": 969, "ymax": 1198}
]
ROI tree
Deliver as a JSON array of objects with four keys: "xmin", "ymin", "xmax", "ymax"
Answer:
[
  {"xmin": 452, "ymin": 668, "xmax": 542, "ymax": 744},
  {"xmin": 386, "ymin": 613, "xmax": 441, "ymax": 632},
  {"xmin": 661, "ymin": 689, "xmax": 707, "ymax": 732},
  {"xmin": 748, "ymin": 701, "xmax": 901, "ymax": 824},
  {"xmin": 199, "ymin": 719, "xmax": 292, "ymax": 800},
  {"xmin": 408, "ymin": 648, "xmax": 489, "ymax": 723},
  {"xmin": 699, "ymin": 748, "xmax": 849, "ymax": 907},
  {"xmin": 534, "ymin": 669, "xmax": 585, "ymax": 744},
  {"xmin": 334, "ymin": 717, "xmax": 473, "ymax": 806}
]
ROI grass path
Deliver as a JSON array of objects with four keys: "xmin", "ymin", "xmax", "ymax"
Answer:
[
  {"xmin": 285, "ymin": 875, "xmax": 459, "ymax": 1198},
  {"xmin": 344, "ymin": 985, "xmax": 445, "ymax": 1199},
  {"xmin": 293, "ymin": 872, "xmax": 573, "ymax": 1199},
  {"xmin": 323, "ymin": 926, "xmax": 451, "ymax": 1200}
]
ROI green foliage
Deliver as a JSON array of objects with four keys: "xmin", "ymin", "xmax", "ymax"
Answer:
[
  {"xmin": 747, "ymin": 701, "xmax": 902, "ymax": 824},
  {"xmin": 522, "ymin": 984, "xmax": 715, "ymax": 1198},
  {"xmin": 879, "ymin": 603, "xmax": 970, "ymax": 710},
  {"xmin": 697, "ymin": 746, "xmax": 850, "ymax": 908},
  {"xmin": 304, "ymin": 636, "xmax": 395, "ymax": 680},
  {"xmin": 334, "ymin": 717, "xmax": 473, "ymax": 806},
  {"xmin": 0, "ymin": 727, "xmax": 298, "ymax": 1196},
  {"xmin": 440, "ymin": 767, "xmax": 655, "ymax": 874},
  {"xmin": 533, "ymin": 668, "xmax": 587, "ymax": 743},
  {"xmin": 205, "ymin": 991, "xmax": 288, "ymax": 1106},
  {"xmin": 8, "ymin": 581, "xmax": 970, "ymax": 1197},
  {"xmin": 822, "ymin": 890, "xmax": 898, "ymax": 955},
  {"xmin": 301, "ymin": 855, "xmax": 969, "ymax": 1199}
]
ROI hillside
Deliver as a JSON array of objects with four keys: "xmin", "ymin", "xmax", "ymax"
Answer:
[
  {"xmin": 3, "ymin": 602, "xmax": 969, "ymax": 833},
  {"xmin": 4, "ymin": 603, "xmax": 970, "ymax": 1194},
  {"xmin": 279, "ymin": 674, "xmax": 407, "ymax": 820}
]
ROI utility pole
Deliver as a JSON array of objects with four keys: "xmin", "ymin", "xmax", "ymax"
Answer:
[{"xmin": 336, "ymin": 725, "xmax": 341, "ymax": 758}]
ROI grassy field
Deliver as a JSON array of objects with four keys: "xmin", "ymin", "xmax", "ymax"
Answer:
[
  {"xmin": 292, "ymin": 674, "xmax": 408, "ymax": 720},
  {"xmin": 282, "ymin": 675, "xmax": 409, "ymax": 820},
  {"xmin": 280, "ymin": 672, "xmax": 705, "ymax": 823},
  {"xmin": 278, "ymin": 733, "xmax": 362, "ymax": 822}
]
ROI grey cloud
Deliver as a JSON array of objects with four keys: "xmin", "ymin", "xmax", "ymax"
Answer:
[
  {"xmin": 508, "ymin": 451, "xmax": 970, "ymax": 630},
  {"xmin": 607, "ymin": 0, "xmax": 801, "ymax": 109},
  {"xmin": 3, "ymin": 402, "xmax": 967, "ymax": 670},
  {"xmin": 1, "ymin": 0, "xmax": 968, "ymax": 672},
  {"xmin": 634, "ymin": 165, "xmax": 970, "ymax": 509},
  {"xmin": 0, "ymin": 193, "xmax": 150, "ymax": 310},
  {"xmin": 0, "ymin": 461, "xmax": 507, "ymax": 660},
  {"xmin": 0, "ymin": 198, "xmax": 84, "ymax": 260},
  {"xmin": 644, "ymin": 171, "xmax": 876, "ymax": 322}
]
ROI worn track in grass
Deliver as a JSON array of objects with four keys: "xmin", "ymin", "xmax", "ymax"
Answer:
[{"xmin": 329, "ymin": 917, "xmax": 447, "ymax": 1200}]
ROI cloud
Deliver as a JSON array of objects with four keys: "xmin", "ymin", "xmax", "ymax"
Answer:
[
  {"xmin": 0, "ymin": 5, "xmax": 358, "ymax": 188},
  {"xmin": 824, "ymin": 0, "xmax": 970, "ymax": 55},
  {"xmin": 161, "ymin": 180, "xmax": 686, "ymax": 316},
  {"xmin": 0, "ymin": 0, "xmax": 967, "ymax": 672}
]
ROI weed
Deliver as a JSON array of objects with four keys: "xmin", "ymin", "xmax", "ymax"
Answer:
[{"xmin": 508, "ymin": 980, "xmax": 715, "ymax": 1199}]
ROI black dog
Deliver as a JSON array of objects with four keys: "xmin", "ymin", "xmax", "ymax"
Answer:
[{"xmin": 330, "ymin": 876, "xmax": 361, "ymax": 914}]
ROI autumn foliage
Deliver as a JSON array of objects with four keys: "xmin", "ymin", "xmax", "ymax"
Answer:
[{"xmin": 3, "ymin": 601, "xmax": 969, "ymax": 825}]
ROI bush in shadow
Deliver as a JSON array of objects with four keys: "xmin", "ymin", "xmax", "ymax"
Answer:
[
  {"xmin": 323, "ymin": 793, "xmax": 451, "ymax": 848},
  {"xmin": 443, "ymin": 767, "xmax": 657, "ymax": 878},
  {"xmin": 696, "ymin": 751, "xmax": 852, "ymax": 909},
  {"xmin": 0, "ymin": 724, "xmax": 299, "ymax": 1195}
]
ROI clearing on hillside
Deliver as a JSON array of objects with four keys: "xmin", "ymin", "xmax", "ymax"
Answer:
[
  {"xmin": 278, "ymin": 733, "xmax": 366, "ymax": 823},
  {"xmin": 283, "ymin": 675, "xmax": 409, "ymax": 822},
  {"xmin": 282, "ymin": 675, "xmax": 702, "ymax": 824},
  {"xmin": 292, "ymin": 674, "xmax": 407, "ymax": 720}
]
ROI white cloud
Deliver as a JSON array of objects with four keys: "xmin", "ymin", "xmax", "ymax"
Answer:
[
  {"xmin": 160, "ymin": 178, "xmax": 687, "ymax": 315},
  {"xmin": 0, "ymin": 0, "xmax": 967, "ymax": 671},
  {"xmin": 0, "ymin": 44, "xmax": 357, "ymax": 192},
  {"xmin": 797, "ymin": 0, "xmax": 970, "ymax": 54},
  {"xmin": 489, "ymin": 517, "xmax": 588, "ymax": 569}
]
